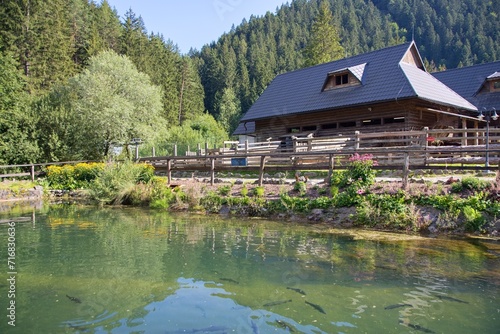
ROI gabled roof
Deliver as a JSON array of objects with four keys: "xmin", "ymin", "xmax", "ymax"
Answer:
[
  {"xmin": 239, "ymin": 42, "xmax": 477, "ymax": 123},
  {"xmin": 433, "ymin": 61, "xmax": 500, "ymax": 112}
]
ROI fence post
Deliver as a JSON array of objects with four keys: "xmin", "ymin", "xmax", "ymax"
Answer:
[
  {"xmin": 152, "ymin": 147, "xmax": 156, "ymax": 157},
  {"xmin": 327, "ymin": 154, "xmax": 334, "ymax": 185},
  {"xmin": 210, "ymin": 157, "xmax": 215, "ymax": 186},
  {"xmin": 258, "ymin": 156, "xmax": 266, "ymax": 186},
  {"xmin": 245, "ymin": 140, "xmax": 249, "ymax": 154},
  {"xmin": 205, "ymin": 142, "xmax": 209, "ymax": 156},
  {"xmin": 355, "ymin": 131, "xmax": 360, "ymax": 150},
  {"xmin": 423, "ymin": 127, "xmax": 429, "ymax": 165},
  {"xmin": 197, "ymin": 143, "xmax": 201, "ymax": 156},
  {"xmin": 474, "ymin": 120, "xmax": 479, "ymax": 146},
  {"xmin": 167, "ymin": 159, "xmax": 172, "ymax": 185},
  {"xmin": 30, "ymin": 165, "xmax": 35, "ymax": 182},
  {"xmin": 402, "ymin": 152, "xmax": 410, "ymax": 190},
  {"xmin": 134, "ymin": 144, "xmax": 139, "ymax": 160},
  {"xmin": 174, "ymin": 144, "xmax": 178, "ymax": 156}
]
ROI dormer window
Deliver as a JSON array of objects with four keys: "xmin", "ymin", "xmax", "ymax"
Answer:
[
  {"xmin": 491, "ymin": 79, "xmax": 500, "ymax": 92},
  {"xmin": 322, "ymin": 63, "xmax": 366, "ymax": 92},
  {"xmin": 475, "ymin": 72, "xmax": 500, "ymax": 94},
  {"xmin": 323, "ymin": 71, "xmax": 355, "ymax": 91}
]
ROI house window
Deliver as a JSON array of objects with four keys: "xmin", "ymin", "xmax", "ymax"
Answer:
[
  {"xmin": 287, "ymin": 127, "xmax": 300, "ymax": 133},
  {"xmin": 339, "ymin": 121, "xmax": 356, "ymax": 128},
  {"xmin": 322, "ymin": 123, "xmax": 338, "ymax": 129},
  {"xmin": 335, "ymin": 74, "xmax": 349, "ymax": 86},
  {"xmin": 302, "ymin": 125, "xmax": 317, "ymax": 131},
  {"xmin": 384, "ymin": 117, "xmax": 405, "ymax": 124},
  {"xmin": 362, "ymin": 119, "xmax": 381, "ymax": 126},
  {"xmin": 493, "ymin": 80, "xmax": 500, "ymax": 91},
  {"xmin": 323, "ymin": 72, "xmax": 352, "ymax": 91}
]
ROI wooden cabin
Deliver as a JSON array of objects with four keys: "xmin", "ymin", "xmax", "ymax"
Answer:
[
  {"xmin": 234, "ymin": 42, "xmax": 479, "ymax": 147},
  {"xmin": 433, "ymin": 61, "xmax": 500, "ymax": 130}
]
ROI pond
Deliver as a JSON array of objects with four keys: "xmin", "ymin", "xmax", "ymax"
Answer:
[{"xmin": 0, "ymin": 204, "xmax": 499, "ymax": 333}]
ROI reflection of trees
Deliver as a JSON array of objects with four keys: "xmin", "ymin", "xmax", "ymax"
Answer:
[{"xmin": 4, "ymin": 205, "xmax": 498, "ymax": 332}]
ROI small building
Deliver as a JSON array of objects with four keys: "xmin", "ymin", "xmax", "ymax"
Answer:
[
  {"xmin": 234, "ymin": 42, "xmax": 478, "ymax": 145},
  {"xmin": 432, "ymin": 61, "xmax": 500, "ymax": 127}
]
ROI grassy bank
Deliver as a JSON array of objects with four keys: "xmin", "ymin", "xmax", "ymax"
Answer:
[{"xmin": 2, "ymin": 160, "xmax": 499, "ymax": 237}]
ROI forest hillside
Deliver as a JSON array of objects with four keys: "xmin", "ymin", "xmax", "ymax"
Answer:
[{"xmin": 0, "ymin": 0, "xmax": 498, "ymax": 164}]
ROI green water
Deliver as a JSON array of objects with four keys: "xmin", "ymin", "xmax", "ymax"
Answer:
[{"xmin": 0, "ymin": 204, "xmax": 499, "ymax": 334}]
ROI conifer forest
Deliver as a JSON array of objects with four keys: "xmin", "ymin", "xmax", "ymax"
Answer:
[{"xmin": 0, "ymin": 0, "xmax": 498, "ymax": 164}]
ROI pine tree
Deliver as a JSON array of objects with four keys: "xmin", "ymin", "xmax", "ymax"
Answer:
[
  {"xmin": 0, "ymin": 48, "xmax": 39, "ymax": 163},
  {"xmin": 303, "ymin": 1, "xmax": 344, "ymax": 67}
]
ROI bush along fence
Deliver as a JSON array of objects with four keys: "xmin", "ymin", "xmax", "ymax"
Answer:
[{"xmin": 1, "ymin": 157, "xmax": 499, "ymax": 235}]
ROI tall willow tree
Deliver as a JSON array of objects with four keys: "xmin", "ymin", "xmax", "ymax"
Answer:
[
  {"xmin": 303, "ymin": 0, "xmax": 344, "ymax": 67},
  {"xmin": 35, "ymin": 51, "xmax": 166, "ymax": 161}
]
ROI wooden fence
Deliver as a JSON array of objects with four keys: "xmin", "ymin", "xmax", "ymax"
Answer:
[{"xmin": 3, "ymin": 128, "xmax": 500, "ymax": 188}]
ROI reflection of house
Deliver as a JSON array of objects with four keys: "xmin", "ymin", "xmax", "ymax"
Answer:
[
  {"xmin": 433, "ymin": 61, "xmax": 500, "ymax": 128},
  {"xmin": 234, "ymin": 42, "xmax": 478, "ymax": 144}
]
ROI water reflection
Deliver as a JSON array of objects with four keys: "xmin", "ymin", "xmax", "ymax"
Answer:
[{"xmin": 0, "ymin": 205, "xmax": 498, "ymax": 333}]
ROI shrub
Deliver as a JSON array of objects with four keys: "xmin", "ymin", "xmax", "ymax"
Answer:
[
  {"xmin": 240, "ymin": 184, "xmax": 249, "ymax": 197},
  {"xmin": 46, "ymin": 162, "xmax": 105, "ymax": 190},
  {"xmin": 355, "ymin": 194, "xmax": 420, "ymax": 230},
  {"xmin": 88, "ymin": 161, "xmax": 155, "ymax": 204},
  {"xmin": 294, "ymin": 181, "xmax": 307, "ymax": 196},
  {"xmin": 253, "ymin": 186, "xmax": 265, "ymax": 198},
  {"xmin": 329, "ymin": 154, "xmax": 377, "ymax": 206},
  {"xmin": 343, "ymin": 153, "xmax": 378, "ymax": 189},
  {"xmin": 462, "ymin": 205, "xmax": 486, "ymax": 232},
  {"xmin": 451, "ymin": 176, "xmax": 490, "ymax": 193},
  {"xmin": 200, "ymin": 191, "xmax": 223, "ymax": 213},
  {"xmin": 136, "ymin": 163, "xmax": 155, "ymax": 183},
  {"xmin": 330, "ymin": 186, "xmax": 339, "ymax": 198},
  {"xmin": 150, "ymin": 177, "xmax": 175, "ymax": 209},
  {"xmin": 218, "ymin": 184, "xmax": 232, "ymax": 196},
  {"xmin": 73, "ymin": 162, "xmax": 105, "ymax": 183}
]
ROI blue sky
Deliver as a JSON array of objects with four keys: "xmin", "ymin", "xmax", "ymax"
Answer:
[{"xmin": 107, "ymin": 0, "xmax": 288, "ymax": 53}]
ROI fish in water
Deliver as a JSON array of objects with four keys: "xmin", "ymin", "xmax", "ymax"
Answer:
[
  {"xmin": 305, "ymin": 300, "xmax": 326, "ymax": 314},
  {"xmin": 436, "ymin": 295, "xmax": 469, "ymax": 304},
  {"xmin": 67, "ymin": 323, "xmax": 88, "ymax": 331},
  {"xmin": 250, "ymin": 320, "xmax": 259, "ymax": 334},
  {"xmin": 219, "ymin": 278, "xmax": 239, "ymax": 284},
  {"xmin": 66, "ymin": 294, "xmax": 82, "ymax": 303},
  {"xmin": 276, "ymin": 320, "xmax": 295, "ymax": 332},
  {"xmin": 167, "ymin": 325, "xmax": 229, "ymax": 333},
  {"xmin": 286, "ymin": 287, "xmax": 306, "ymax": 295},
  {"xmin": 263, "ymin": 299, "xmax": 292, "ymax": 307},
  {"xmin": 384, "ymin": 303, "xmax": 412, "ymax": 310},
  {"xmin": 399, "ymin": 320, "xmax": 435, "ymax": 333}
]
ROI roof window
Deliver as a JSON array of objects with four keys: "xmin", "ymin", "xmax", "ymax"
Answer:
[{"xmin": 322, "ymin": 63, "xmax": 366, "ymax": 92}]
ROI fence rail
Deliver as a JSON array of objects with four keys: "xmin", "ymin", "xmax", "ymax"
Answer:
[{"xmin": 3, "ymin": 128, "xmax": 500, "ymax": 188}]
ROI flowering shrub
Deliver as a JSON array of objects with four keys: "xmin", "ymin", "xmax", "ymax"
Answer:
[
  {"xmin": 330, "ymin": 153, "xmax": 378, "ymax": 206},
  {"xmin": 46, "ymin": 162, "xmax": 104, "ymax": 190},
  {"xmin": 345, "ymin": 153, "xmax": 378, "ymax": 189}
]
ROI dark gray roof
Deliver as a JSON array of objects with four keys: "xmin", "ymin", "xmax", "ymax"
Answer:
[
  {"xmin": 233, "ymin": 121, "xmax": 255, "ymax": 135},
  {"xmin": 240, "ymin": 42, "xmax": 477, "ymax": 123},
  {"xmin": 432, "ymin": 61, "xmax": 500, "ymax": 112}
]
